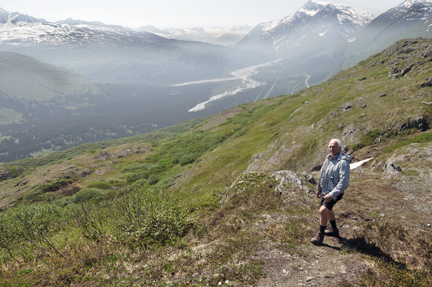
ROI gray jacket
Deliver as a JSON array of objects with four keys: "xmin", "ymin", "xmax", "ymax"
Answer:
[{"xmin": 317, "ymin": 152, "xmax": 351, "ymax": 201}]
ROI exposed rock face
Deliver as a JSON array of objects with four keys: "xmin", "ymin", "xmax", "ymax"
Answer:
[
  {"xmin": 396, "ymin": 116, "xmax": 430, "ymax": 131},
  {"xmin": 342, "ymin": 123, "xmax": 360, "ymax": 146},
  {"xmin": 383, "ymin": 161, "xmax": 402, "ymax": 175},
  {"xmin": 272, "ymin": 170, "xmax": 310, "ymax": 196},
  {"xmin": 340, "ymin": 102, "xmax": 353, "ymax": 112},
  {"xmin": 418, "ymin": 76, "xmax": 432, "ymax": 87},
  {"xmin": 0, "ymin": 167, "xmax": 13, "ymax": 181}
]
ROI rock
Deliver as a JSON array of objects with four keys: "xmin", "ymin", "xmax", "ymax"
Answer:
[
  {"xmin": 410, "ymin": 117, "xmax": 429, "ymax": 131},
  {"xmin": 380, "ymin": 93, "xmax": 387, "ymax": 97},
  {"xmin": 358, "ymin": 77, "xmax": 367, "ymax": 81},
  {"xmin": 306, "ymin": 277, "xmax": 315, "ymax": 282},
  {"xmin": 311, "ymin": 165, "xmax": 322, "ymax": 172},
  {"xmin": 340, "ymin": 102, "xmax": 353, "ymax": 112},
  {"xmin": 362, "ymin": 104, "xmax": 367, "ymax": 108},
  {"xmin": 304, "ymin": 174, "xmax": 316, "ymax": 185},
  {"xmin": 272, "ymin": 170, "xmax": 305, "ymax": 195},
  {"xmin": 342, "ymin": 123, "xmax": 360, "ymax": 145},
  {"xmin": 338, "ymin": 123, "xmax": 343, "ymax": 129},
  {"xmin": 427, "ymin": 224, "xmax": 431, "ymax": 227},
  {"xmin": 389, "ymin": 64, "xmax": 414, "ymax": 78},
  {"xmin": 397, "ymin": 117, "xmax": 430, "ymax": 131},
  {"xmin": 419, "ymin": 76, "xmax": 432, "ymax": 88},
  {"xmin": 383, "ymin": 161, "xmax": 402, "ymax": 175},
  {"xmin": 93, "ymin": 151, "xmax": 112, "ymax": 160}
]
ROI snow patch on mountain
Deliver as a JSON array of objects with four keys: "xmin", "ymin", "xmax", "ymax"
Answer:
[{"xmin": 402, "ymin": 0, "xmax": 432, "ymax": 9}]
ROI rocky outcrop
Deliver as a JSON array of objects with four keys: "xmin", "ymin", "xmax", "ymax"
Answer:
[
  {"xmin": 383, "ymin": 161, "xmax": 402, "ymax": 176},
  {"xmin": 272, "ymin": 170, "xmax": 315, "ymax": 196},
  {"xmin": 342, "ymin": 123, "xmax": 360, "ymax": 146},
  {"xmin": 396, "ymin": 117, "xmax": 430, "ymax": 132},
  {"xmin": 419, "ymin": 76, "xmax": 432, "ymax": 88},
  {"xmin": 0, "ymin": 167, "xmax": 13, "ymax": 181}
]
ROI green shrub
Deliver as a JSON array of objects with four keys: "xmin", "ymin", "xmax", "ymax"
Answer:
[
  {"xmin": 73, "ymin": 188, "xmax": 105, "ymax": 203},
  {"xmin": 178, "ymin": 153, "xmax": 200, "ymax": 166},
  {"xmin": 75, "ymin": 188, "xmax": 192, "ymax": 245},
  {"xmin": 125, "ymin": 172, "xmax": 149, "ymax": 184},
  {"xmin": 148, "ymin": 174, "xmax": 159, "ymax": 185},
  {"xmin": 2, "ymin": 204, "xmax": 65, "ymax": 258}
]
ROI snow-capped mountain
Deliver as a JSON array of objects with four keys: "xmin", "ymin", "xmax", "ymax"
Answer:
[
  {"xmin": 137, "ymin": 25, "xmax": 253, "ymax": 45},
  {"xmin": 337, "ymin": 0, "xmax": 432, "ymax": 70},
  {"xmin": 0, "ymin": 8, "xmax": 45, "ymax": 24},
  {"xmin": 236, "ymin": 0, "xmax": 373, "ymax": 57},
  {"xmin": 0, "ymin": 8, "xmax": 265, "ymax": 85},
  {"xmin": 0, "ymin": 9, "xmax": 167, "ymax": 48},
  {"xmin": 56, "ymin": 18, "xmax": 129, "ymax": 31}
]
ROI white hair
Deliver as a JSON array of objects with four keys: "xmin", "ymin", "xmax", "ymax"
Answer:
[{"xmin": 329, "ymin": 139, "xmax": 342, "ymax": 148}]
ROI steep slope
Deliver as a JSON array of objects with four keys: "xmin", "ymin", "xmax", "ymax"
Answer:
[
  {"xmin": 236, "ymin": 0, "xmax": 373, "ymax": 58},
  {"xmin": 0, "ymin": 38, "xmax": 431, "ymax": 286}
]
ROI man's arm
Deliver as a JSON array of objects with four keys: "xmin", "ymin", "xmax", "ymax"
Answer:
[{"xmin": 329, "ymin": 160, "xmax": 350, "ymax": 200}]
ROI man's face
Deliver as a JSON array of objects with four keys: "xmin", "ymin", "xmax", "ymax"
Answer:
[{"xmin": 328, "ymin": 140, "xmax": 341, "ymax": 157}]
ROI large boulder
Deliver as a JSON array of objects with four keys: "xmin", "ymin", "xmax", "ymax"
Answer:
[
  {"xmin": 383, "ymin": 161, "xmax": 402, "ymax": 175},
  {"xmin": 272, "ymin": 170, "xmax": 310, "ymax": 196}
]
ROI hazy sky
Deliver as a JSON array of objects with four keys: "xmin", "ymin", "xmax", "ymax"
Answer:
[{"xmin": 3, "ymin": 0, "xmax": 407, "ymax": 29}]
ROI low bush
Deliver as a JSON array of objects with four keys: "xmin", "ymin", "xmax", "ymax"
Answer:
[
  {"xmin": 73, "ymin": 188, "xmax": 106, "ymax": 203},
  {"xmin": 74, "ymin": 188, "xmax": 192, "ymax": 246}
]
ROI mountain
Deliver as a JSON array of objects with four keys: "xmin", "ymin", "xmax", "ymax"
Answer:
[
  {"xmin": 55, "ymin": 17, "xmax": 129, "ymax": 30},
  {"xmin": 0, "ymin": 7, "xmax": 44, "ymax": 24},
  {"xmin": 0, "ymin": 8, "xmax": 267, "ymax": 85},
  {"xmin": 137, "ymin": 25, "xmax": 253, "ymax": 45},
  {"xmin": 236, "ymin": 0, "xmax": 373, "ymax": 58},
  {"xmin": 0, "ymin": 38, "xmax": 431, "ymax": 286},
  {"xmin": 334, "ymin": 0, "xmax": 432, "ymax": 71}
]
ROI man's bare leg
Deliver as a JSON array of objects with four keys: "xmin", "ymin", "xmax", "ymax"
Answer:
[{"xmin": 319, "ymin": 205, "xmax": 329, "ymax": 226}]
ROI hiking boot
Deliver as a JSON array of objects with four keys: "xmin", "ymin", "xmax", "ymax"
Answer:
[
  {"xmin": 324, "ymin": 227, "xmax": 339, "ymax": 237},
  {"xmin": 310, "ymin": 233, "xmax": 324, "ymax": 245}
]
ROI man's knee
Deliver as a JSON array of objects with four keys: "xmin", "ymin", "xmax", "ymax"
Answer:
[{"xmin": 319, "ymin": 206, "xmax": 329, "ymax": 215}]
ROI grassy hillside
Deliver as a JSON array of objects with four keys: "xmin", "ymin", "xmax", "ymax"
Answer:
[{"xmin": 0, "ymin": 38, "xmax": 431, "ymax": 286}]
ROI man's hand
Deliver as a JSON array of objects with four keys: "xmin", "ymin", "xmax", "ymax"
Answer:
[
  {"xmin": 316, "ymin": 190, "xmax": 322, "ymax": 199},
  {"xmin": 324, "ymin": 194, "xmax": 333, "ymax": 203}
]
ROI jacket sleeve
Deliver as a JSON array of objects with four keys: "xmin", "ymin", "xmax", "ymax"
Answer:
[
  {"xmin": 329, "ymin": 160, "xmax": 350, "ymax": 200},
  {"xmin": 316, "ymin": 160, "xmax": 326, "ymax": 192}
]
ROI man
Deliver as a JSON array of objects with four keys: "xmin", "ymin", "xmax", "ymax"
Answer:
[{"xmin": 311, "ymin": 139, "xmax": 351, "ymax": 245}]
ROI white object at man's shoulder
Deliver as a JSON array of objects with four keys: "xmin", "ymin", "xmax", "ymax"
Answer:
[{"xmin": 350, "ymin": 157, "xmax": 374, "ymax": 170}]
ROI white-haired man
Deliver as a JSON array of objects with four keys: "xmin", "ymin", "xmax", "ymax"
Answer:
[{"xmin": 311, "ymin": 139, "xmax": 351, "ymax": 245}]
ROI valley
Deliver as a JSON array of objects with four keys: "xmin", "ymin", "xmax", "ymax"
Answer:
[{"xmin": 0, "ymin": 1, "xmax": 432, "ymax": 285}]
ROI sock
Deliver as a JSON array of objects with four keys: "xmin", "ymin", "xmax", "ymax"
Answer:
[
  {"xmin": 319, "ymin": 225, "xmax": 326, "ymax": 234},
  {"xmin": 330, "ymin": 220, "xmax": 337, "ymax": 229}
]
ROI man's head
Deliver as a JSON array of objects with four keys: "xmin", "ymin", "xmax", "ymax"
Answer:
[{"xmin": 328, "ymin": 139, "xmax": 342, "ymax": 157}]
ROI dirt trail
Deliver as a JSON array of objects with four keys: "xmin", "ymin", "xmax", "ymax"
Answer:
[{"xmin": 255, "ymin": 226, "xmax": 366, "ymax": 286}]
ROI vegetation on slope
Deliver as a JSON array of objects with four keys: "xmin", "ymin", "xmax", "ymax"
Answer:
[{"xmin": 0, "ymin": 38, "xmax": 431, "ymax": 286}]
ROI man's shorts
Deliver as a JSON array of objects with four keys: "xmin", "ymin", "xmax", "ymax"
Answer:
[{"xmin": 320, "ymin": 193, "xmax": 344, "ymax": 211}]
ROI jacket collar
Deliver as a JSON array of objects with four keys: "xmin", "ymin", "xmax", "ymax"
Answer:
[{"xmin": 326, "ymin": 152, "xmax": 351, "ymax": 161}]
